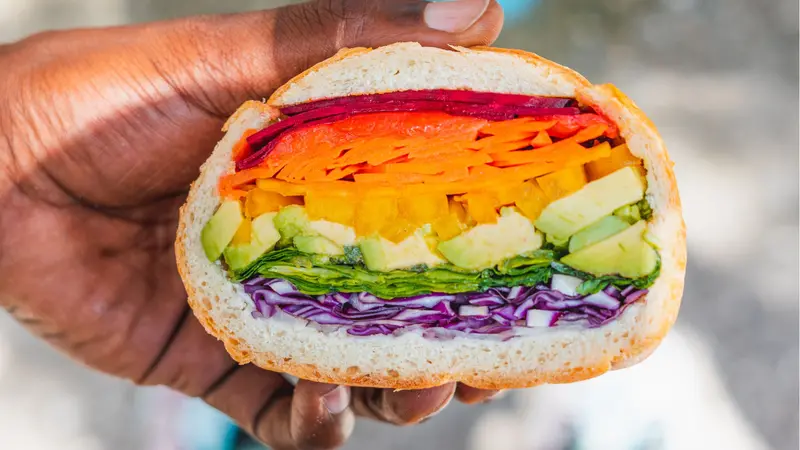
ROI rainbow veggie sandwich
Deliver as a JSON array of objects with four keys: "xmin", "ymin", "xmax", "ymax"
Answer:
[{"xmin": 176, "ymin": 43, "xmax": 687, "ymax": 389}]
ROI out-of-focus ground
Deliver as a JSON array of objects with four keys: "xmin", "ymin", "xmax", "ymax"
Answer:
[{"xmin": 0, "ymin": 0, "xmax": 797, "ymax": 449}]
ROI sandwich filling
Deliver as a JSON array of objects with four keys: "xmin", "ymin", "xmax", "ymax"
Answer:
[{"xmin": 202, "ymin": 90, "xmax": 661, "ymax": 339}]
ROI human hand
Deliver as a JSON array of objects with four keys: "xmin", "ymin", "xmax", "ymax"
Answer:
[{"xmin": 0, "ymin": 0, "xmax": 504, "ymax": 448}]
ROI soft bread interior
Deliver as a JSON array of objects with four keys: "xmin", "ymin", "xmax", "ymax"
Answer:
[
  {"xmin": 269, "ymin": 43, "xmax": 591, "ymax": 107},
  {"xmin": 176, "ymin": 45, "xmax": 686, "ymax": 390}
]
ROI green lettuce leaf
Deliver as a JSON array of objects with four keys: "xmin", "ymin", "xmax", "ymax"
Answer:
[
  {"xmin": 232, "ymin": 249, "xmax": 556, "ymax": 299},
  {"xmin": 550, "ymin": 254, "xmax": 661, "ymax": 296}
]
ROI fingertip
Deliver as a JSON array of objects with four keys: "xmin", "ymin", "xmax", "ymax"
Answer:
[
  {"xmin": 382, "ymin": 382, "xmax": 457, "ymax": 425},
  {"xmin": 455, "ymin": 384, "xmax": 504, "ymax": 405},
  {"xmin": 455, "ymin": 0, "xmax": 505, "ymax": 46},
  {"xmin": 292, "ymin": 381, "xmax": 355, "ymax": 448}
]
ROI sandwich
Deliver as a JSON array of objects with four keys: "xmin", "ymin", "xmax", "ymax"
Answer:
[{"xmin": 176, "ymin": 43, "xmax": 687, "ymax": 390}]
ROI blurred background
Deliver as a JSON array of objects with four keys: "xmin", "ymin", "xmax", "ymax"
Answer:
[{"xmin": 0, "ymin": 0, "xmax": 797, "ymax": 449}]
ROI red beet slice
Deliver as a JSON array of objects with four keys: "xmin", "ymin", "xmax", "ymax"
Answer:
[{"xmin": 280, "ymin": 90, "xmax": 573, "ymax": 115}]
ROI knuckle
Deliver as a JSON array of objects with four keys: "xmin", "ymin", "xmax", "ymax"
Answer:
[{"xmin": 310, "ymin": 0, "xmax": 371, "ymax": 48}]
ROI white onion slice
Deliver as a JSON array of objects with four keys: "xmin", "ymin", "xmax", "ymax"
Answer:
[
  {"xmin": 526, "ymin": 310, "xmax": 559, "ymax": 327},
  {"xmin": 459, "ymin": 305, "xmax": 490, "ymax": 317},
  {"xmin": 551, "ymin": 274, "xmax": 583, "ymax": 297}
]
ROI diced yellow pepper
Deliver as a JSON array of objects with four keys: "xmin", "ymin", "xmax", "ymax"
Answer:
[
  {"xmin": 305, "ymin": 190, "xmax": 357, "ymax": 226},
  {"xmin": 230, "ymin": 218, "xmax": 252, "ymax": 246},
  {"xmin": 381, "ymin": 218, "xmax": 416, "ymax": 243},
  {"xmin": 492, "ymin": 182, "xmax": 526, "ymax": 206},
  {"xmin": 463, "ymin": 191, "xmax": 499, "ymax": 224},
  {"xmin": 514, "ymin": 181, "xmax": 550, "ymax": 221},
  {"xmin": 355, "ymin": 195, "xmax": 398, "ymax": 237},
  {"xmin": 245, "ymin": 189, "xmax": 302, "ymax": 218},
  {"xmin": 433, "ymin": 214, "xmax": 464, "ymax": 241},
  {"xmin": 536, "ymin": 165, "xmax": 588, "ymax": 201},
  {"xmin": 449, "ymin": 198, "xmax": 469, "ymax": 225},
  {"xmin": 585, "ymin": 144, "xmax": 645, "ymax": 181},
  {"xmin": 398, "ymin": 193, "xmax": 449, "ymax": 227}
]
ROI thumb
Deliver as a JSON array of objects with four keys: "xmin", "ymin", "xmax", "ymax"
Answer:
[{"xmin": 146, "ymin": 0, "xmax": 504, "ymax": 116}]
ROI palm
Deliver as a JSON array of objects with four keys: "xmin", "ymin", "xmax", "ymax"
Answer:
[{"xmin": 2, "ymin": 50, "xmax": 234, "ymax": 385}]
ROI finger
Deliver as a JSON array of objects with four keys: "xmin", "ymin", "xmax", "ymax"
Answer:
[
  {"xmin": 455, "ymin": 383, "xmax": 503, "ymax": 405},
  {"xmin": 257, "ymin": 380, "xmax": 355, "ymax": 450},
  {"xmin": 205, "ymin": 369, "xmax": 355, "ymax": 450},
  {"xmin": 350, "ymin": 383, "xmax": 456, "ymax": 425}
]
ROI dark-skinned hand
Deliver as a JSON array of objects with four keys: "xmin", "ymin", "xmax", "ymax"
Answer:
[{"xmin": 0, "ymin": 1, "xmax": 505, "ymax": 449}]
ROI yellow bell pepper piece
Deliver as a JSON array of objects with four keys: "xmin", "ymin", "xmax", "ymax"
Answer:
[
  {"xmin": 355, "ymin": 195, "xmax": 398, "ymax": 237},
  {"xmin": 230, "ymin": 218, "xmax": 252, "ymax": 246},
  {"xmin": 514, "ymin": 181, "xmax": 550, "ymax": 221},
  {"xmin": 381, "ymin": 218, "xmax": 417, "ymax": 243},
  {"xmin": 536, "ymin": 165, "xmax": 588, "ymax": 201},
  {"xmin": 449, "ymin": 198, "xmax": 469, "ymax": 225},
  {"xmin": 305, "ymin": 190, "xmax": 357, "ymax": 226},
  {"xmin": 463, "ymin": 191, "xmax": 499, "ymax": 224},
  {"xmin": 245, "ymin": 189, "xmax": 302, "ymax": 218},
  {"xmin": 585, "ymin": 144, "xmax": 645, "ymax": 181},
  {"xmin": 398, "ymin": 193, "xmax": 449, "ymax": 227},
  {"xmin": 433, "ymin": 214, "xmax": 463, "ymax": 241}
]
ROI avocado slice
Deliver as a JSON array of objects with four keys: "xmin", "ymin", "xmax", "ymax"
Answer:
[
  {"xmin": 202, "ymin": 200, "xmax": 245, "ymax": 261},
  {"xmin": 294, "ymin": 236, "xmax": 344, "ymax": 256},
  {"xmin": 568, "ymin": 215, "xmax": 631, "ymax": 253},
  {"xmin": 561, "ymin": 220, "xmax": 657, "ymax": 278},
  {"xmin": 308, "ymin": 220, "xmax": 357, "ymax": 247},
  {"xmin": 535, "ymin": 167, "xmax": 645, "ymax": 240},
  {"xmin": 438, "ymin": 208, "xmax": 543, "ymax": 271},
  {"xmin": 613, "ymin": 204, "xmax": 642, "ymax": 224},
  {"xmin": 361, "ymin": 232, "xmax": 445, "ymax": 272},
  {"xmin": 223, "ymin": 213, "xmax": 281, "ymax": 270},
  {"xmin": 274, "ymin": 205, "xmax": 311, "ymax": 245}
]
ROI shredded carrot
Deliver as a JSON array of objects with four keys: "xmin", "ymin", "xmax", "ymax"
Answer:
[
  {"xmin": 219, "ymin": 167, "xmax": 276, "ymax": 194},
  {"xmin": 221, "ymin": 189, "xmax": 249, "ymax": 200},
  {"xmin": 366, "ymin": 146, "xmax": 411, "ymax": 167},
  {"xmin": 325, "ymin": 164, "xmax": 366, "ymax": 181},
  {"xmin": 469, "ymin": 134, "xmax": 533, "ymax": 150},
  {"xmin": 353, "ymin": 172, "xmax": 427, "ymax": 184},
  {"xmin": 384, "ymin": 152, "xmax": 491, "ymax": 174},
  {"xmin": 489, "ymin": 125, "xmax": 608, "ymax": 167},
  {"xmin": 531, "ymin": 131, "xmax": 553, "ymax": 147}
]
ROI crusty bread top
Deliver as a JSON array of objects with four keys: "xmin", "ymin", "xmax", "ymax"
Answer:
[
  {"xmin": 175, "ymin": 43, "xmax": 687, "ymax": 390},
  {"xmin": 269, "ymin": 43, "xmax": 591, "ymax": 107}
]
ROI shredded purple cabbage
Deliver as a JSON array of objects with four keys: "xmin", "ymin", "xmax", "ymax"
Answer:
[{"xmin": 243, "ymin": 277, "xmax": 648, "ymax": 339}]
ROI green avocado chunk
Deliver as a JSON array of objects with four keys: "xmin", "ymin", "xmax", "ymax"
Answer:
[
  {"xmin": 294, "ymin": 236, "xmax": 344, "ymax": 256},
  {"xmin": 561, "ymin": 220, "xmax": 657, "ymax": 278},
  {"xmin": 223, "ymin": 213, "xmax": 281, "ymax": 270},
  {"xmin": 360, "ymin": 231, "xmax": 444, "ymax": 272},
  {"xmin": 202, "ymin": 200, "xmax": 244, "ymax": 261},
  {"xmin": 568, "ymin": 215, "xmax": 631, "ymax": 253},
  {"xmin": 613, "ymin": 204, "xmax": 642, "ymax": 224},
  {"xmin": 535, "ymin": 167, "xmax": 645, "ymax": 240},
  {"xmin": 274, "ymin": 205, "xmax": 311, "ymax": 245},
  {"xmin": 438, "ymin": 208, "xmax": 543, "ymax": 271}
]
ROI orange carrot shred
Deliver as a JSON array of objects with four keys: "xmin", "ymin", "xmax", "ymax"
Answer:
[{"xmin": 531, "ymin": 131, "xmax": 553, "ymax": 147}]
